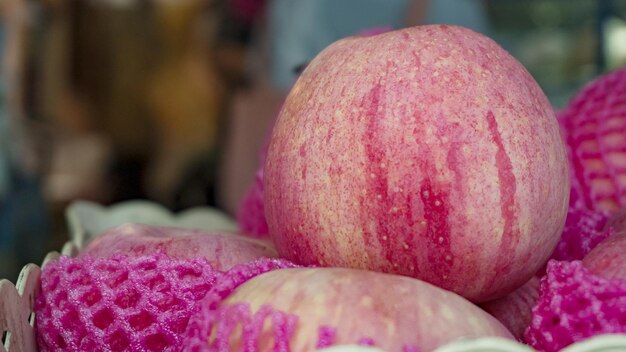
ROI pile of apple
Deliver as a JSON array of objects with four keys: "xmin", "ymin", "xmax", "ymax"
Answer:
[{"xmin": 36, "ymin": 24, "xmax": 626, "ymax": 352}]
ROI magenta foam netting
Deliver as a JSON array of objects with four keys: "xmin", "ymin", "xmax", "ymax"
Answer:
[
  {"xmin": 181, "ymin": 258, "xmax": 300, "ymax": 351},
  {"xmin": 524, "ymin": 260, "xmax": 626, "ymax": 352},
  {"xmin": 558, "ymin": 66, "xmax": 626, "ymax": 213},
  {"xmin": 237, "ymin": 112, "xmax": 272, "ymax": 238},
  {"xmin": 548, "ymin": 206, "xmax": 610, "ymax": 264},
  {"xmin": 184, "ymin": 300, "xmax": 420, "ymax": 352},
  {"xmin": 35, "ymin": 252, "xmax": 220, "ymax": 351},
  {"xmin": 237, "ymin": 168, "xmax": 269, "ymax": 237}
]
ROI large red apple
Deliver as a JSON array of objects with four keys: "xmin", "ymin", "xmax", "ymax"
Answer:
[
  {"xmin": 210, "ymin": 268, "xmax": 513, "ymax": 351},
  {"xmin": 264, "ymin": 24, "xmax": 569, "ymax": 302},
  {"xmin": 80, "ymin": 223, "xmax": 277, "ymax": 270}
]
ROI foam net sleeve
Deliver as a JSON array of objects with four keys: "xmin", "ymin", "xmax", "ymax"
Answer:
[
  {"xmin": 559, "ymin": 67, "xmax": 626, "ymax": 212},
  {"xmin": 35, "ymin": 253, "xmax": 220, "ymax": 351},
  {"xmin": 524, "ymin": 260, "xmax": 626, "ymax": 352}
]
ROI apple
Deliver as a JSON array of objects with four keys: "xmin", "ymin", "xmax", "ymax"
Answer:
[
  {"xmin": 582, "ymin": 232, "xmax": 626, "ymax": 281},
  {"xmin": 206, "ymin": 268, "xmax": 513, "ymax": 351},
  {"xmin": 604, "ymin": 206, "xmax": 626, "ymax": 234},
  {"xmin": 264, "ymin": 24, "xmax": 569, "ymax": 302},
  {"xmin": 80, "ymin": 223, "xmax": 278, "ymax": 270},
  {"xmin": 480, "ymin": 276, "xmax": 540, "ymax": 339}
]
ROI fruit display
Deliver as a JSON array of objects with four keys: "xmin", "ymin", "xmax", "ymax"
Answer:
[
  {"xmin": 3, "ymin": 24, "xmax": 626, "ymax": 352},
  {"xmin": 264, "ymin": 24, "xmax": 569, "ymax": 303}
]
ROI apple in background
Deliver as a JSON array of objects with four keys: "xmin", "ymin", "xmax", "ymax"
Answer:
[
  {"xmin": 213, "ymin": 268, "xmax": 513, "ymax": 351},
  {"xmin": 80, "ymin": 223, "xmax": 278, "ymax": 270},
  {"xmin": 264, "ymin": 24, "xmax": 569, "ymax": 302},
  {"xmin": 604, "ymin": 206, "xmax": 626, "ymax": 234},
  {"xmin": 582, "ymin": 232, "xmax": 626, "ymax": 281},
  {"xmin": 480, "ymin": 276, "xmax": 540, "ymax": 340}
]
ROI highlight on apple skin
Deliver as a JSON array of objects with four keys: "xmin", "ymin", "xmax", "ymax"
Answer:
[{"xmin": 264, "ymin": 24, "xmax": 570, "ymax": 302}]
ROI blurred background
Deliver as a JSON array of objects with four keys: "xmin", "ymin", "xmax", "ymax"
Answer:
[{"xmin": 0, "ymin": 0, "xmax": 625, "ymax": 282}]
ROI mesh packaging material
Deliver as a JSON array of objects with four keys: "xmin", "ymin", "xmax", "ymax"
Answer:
[
  {"xmin": 237, "ymin": 119, "xmax": 272, "ymax": 238},
  {"xmin": 558, "ymin": 66, "xmax": 626, "ymax": 213},
  {"xmin": 524, "ymin": 260, "xmax": 626, "ymax": 352},
  {"xmin": 35, "ymin": 253, "xmax": 220, "ymax": 351},
  {"xmin": 184, "ymin": 301, "xmax": 419, "ymax": 352},
  {"xmin": 36, "ymin": 254, "xmax": 296, "ymax": 352},
  {"xmin": 548, "ymin": 206, "xmax": 610, "ymax": 263},
  {"xmin": 182, "ymin": 259, "xmax": 301, "ymax": 352},
  {"xmin": 237, "ymin": 168, "xmax": 269, "ymax": 237}
]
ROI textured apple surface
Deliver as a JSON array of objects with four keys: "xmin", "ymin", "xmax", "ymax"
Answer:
[
  {"xmin": 264, "ymin": 24, "xmax": 569, "ymax": 302},
  {"xmin": 220, "ymin": 268, "xmax": 513, "ymax": 351}
]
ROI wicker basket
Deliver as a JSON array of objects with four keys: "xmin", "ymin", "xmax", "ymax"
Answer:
[{"xmin": 1, "ymin": 201, "xmax": 625, "ymax": 352}]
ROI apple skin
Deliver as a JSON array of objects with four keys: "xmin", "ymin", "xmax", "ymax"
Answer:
[
  {"xmin": 80, "ymin": 223, "xmax": 278, "ymax": 270},
  {"xmin": 217, "ymin": 268, "xmax": 513, "ymax": 351},
  {"xmin": 582, "ymin": 232, "xmax": 626, "ymax": 281},
  {"xmin": 480, "ymin": 276, "xmax": 540, "ymax": 339},
  {"xmin": 604, "ymin": 206, "xmax": 626, "ymax": 234},
  {"xmin": 264, "ymin": 24, "xmax": 569, "ymax": 302}
]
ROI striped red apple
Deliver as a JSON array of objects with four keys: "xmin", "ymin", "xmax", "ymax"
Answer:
[{"xmin": 264, "ymin": 24, "xmax": 569, "ymax": 302}]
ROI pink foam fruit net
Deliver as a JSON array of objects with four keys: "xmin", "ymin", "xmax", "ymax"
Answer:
[
  {"xmin": 558, "ymin": 66, "xmax": 626, "ymax": 212},
  {"xmin": 549, "ymin": 206, "xmax": 610, "ymax": 263},
  {"xmin": 35, "ymin": 253, "xmax": 223, "ymax": 351},
  {"xmin": 35, "ymin": 253, "xmax": 299, "ymax": 351},
  {"xmin": 524, "ymin": 260, "xmax": 626, "ymax": 352}
]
